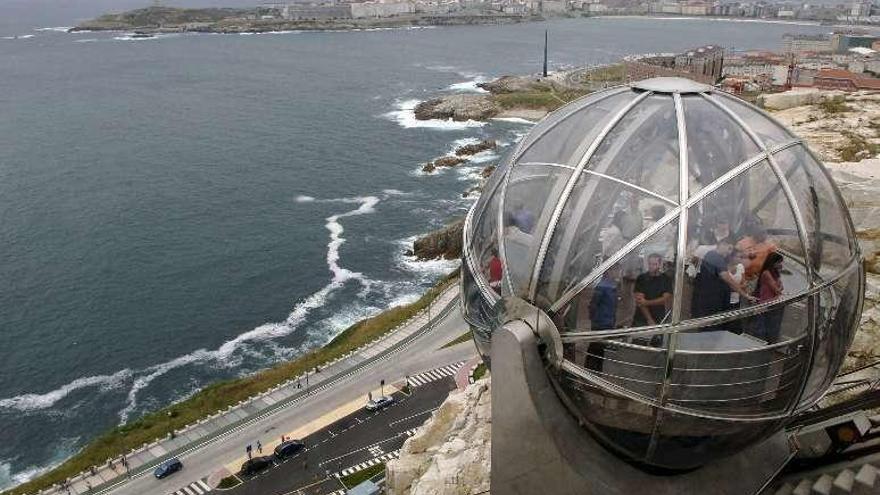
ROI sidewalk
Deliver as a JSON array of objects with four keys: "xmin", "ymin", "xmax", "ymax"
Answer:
[{"xmin": 41, "ymin": 285, "xmax": 460, "ymax": 495}]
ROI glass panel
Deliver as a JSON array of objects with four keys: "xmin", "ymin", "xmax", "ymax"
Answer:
[
  {"xmin": 551, "ymin": 221, "xmax": 679, "ymax": 334},
  {"xmin": 717, "ymin": 93, "xmax": 796, "ymax": 149},
  {"xmin": 461, "ymin": 259, "xmax": 496, "ymax": 358},
  {"xmin": 469, "ymin": 178, "xmax": 504, "ymax": 294},
  {"xmin": 534, "ymin": 171, "xmax": 677, "ymax": 308},
  {"xmin": 669, "ymin": 302, "xmax": 809, "ymax": 416},
  {"xmin": 557, "ymin": 359, "xmax": 665, "ymax": 462},
  {"xmin": 501, "ymin": 164, "xmax": 572, "ymax": 298},
  {"xmin": 682, "ymin": 94, "xmax": 761, "ymax": 197},
  {"xmin": 772, "ymin": 145, "xmax": 854, "ymax": 281},
  {"xmin": 681, "ymin": 161, "xmax": 809, "ymax": 325},
  {"xmin": 585, "ymin": 94, "xmax": 679, "ymax": 201},
  {"xmin": 645, "ymin": 411, "xmax": 784, "ymax": 470},
  {"xmin": 799, "ymin": 267, "xmax": 862, "ymax": 409},
  {"xmin": 517, "ymin": 92, "xmax": 635, "ymax": 167},
  {"xmin": 470, "ymin": 151, "xmax": 512, "ymax": 225}
]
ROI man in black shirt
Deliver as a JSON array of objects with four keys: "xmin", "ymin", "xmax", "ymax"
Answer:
[
  {"xmin": 632, "ymin": 254, "xmax": 672, "ymax": 326},
  {"xmin": 692, "ymin": 237, "xmax": 755, "ymax": 319}
]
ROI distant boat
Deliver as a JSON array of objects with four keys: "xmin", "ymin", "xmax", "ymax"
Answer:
[{"xmin": 131, "ymin": 33, "xmax": 155, "ymax": 39}]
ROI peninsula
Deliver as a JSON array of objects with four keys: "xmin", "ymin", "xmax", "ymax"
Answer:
[{"xmin": 72, "ymin": 6, "xmax": 544, "ymax": 34}]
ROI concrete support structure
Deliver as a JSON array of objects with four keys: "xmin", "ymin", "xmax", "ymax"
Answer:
[{"xmin": 491, "ymin": 320, "xmax": 794, "ymax": 495}]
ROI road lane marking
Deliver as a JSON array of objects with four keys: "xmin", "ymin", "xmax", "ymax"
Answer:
[{"xmin": 406, "ymin": 361, "xmax": 464, "ymax": 388}]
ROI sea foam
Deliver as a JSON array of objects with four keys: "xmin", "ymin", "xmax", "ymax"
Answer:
[
  {"xmin": 0, "ymin": 194, "xmax": 386, "ymax": 424},
  {"xmin": 383, "ymin": 99, "xmax": 485, "ymax": 131}
]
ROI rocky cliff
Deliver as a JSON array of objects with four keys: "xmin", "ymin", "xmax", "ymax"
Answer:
[
  {"xmin": 386, "ymin": 379, "xmax": 491, "ymax": 495},
  {"xmin": 412, "ymin": 220, "xmax": 464, "ymax": 261}
]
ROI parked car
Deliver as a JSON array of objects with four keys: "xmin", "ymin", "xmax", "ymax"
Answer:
[
  {"xmin": 153, "ymin": 458, "xmax": 183, "ymax": 479},
  {"xmin": 365, "ymin": 395, "xmax": 394, "ymax": 412},
  {"xmin": 239, "ymin": 456, "xmax": 273, "ymax": 477},
  {"xmin": 274, "ymin": 439, "xmax": 305, "ymax": 460}
]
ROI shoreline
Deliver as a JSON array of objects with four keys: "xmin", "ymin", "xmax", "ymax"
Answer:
[
  {"xmin": 71, "ymin": 10, "xmax": 549, "ymax": 35},
  {"xmin": 1, "ymin": 273, "xmax": 460, "ymax": 495}
]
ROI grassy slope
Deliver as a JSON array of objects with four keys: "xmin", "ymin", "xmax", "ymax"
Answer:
[{"xmin": 5, "ymin": 272, "xmax": 458, "ymax": 495}]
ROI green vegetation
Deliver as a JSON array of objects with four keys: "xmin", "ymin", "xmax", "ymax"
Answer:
[
  {"xmin": 340, "ymin": 462, "xmax": 385, "ymax": 488},
  {"xmin": 216, "ymin": 475, "xmax": 241, "ymax": 489},
  {"xmin": 494, "ymin": 88, "xmax": 591, "ymax": 112},
  {"xmin": 441, "ymin": 331, "xmax": 473, "ymax": 349},
  {"xmin": 584, "ymin": 64, "xmax": 627, "ymax": 83},
  {"xmin": 819, "ymin": 96, "xmax": 853, "ymax": 115},
  {"xmin": 4, "ymin": 272, "xmax": 458, "ymax": 495},
  {"xmin": 472, "ymin": 362, "xmax": 488, "ymax": 381},
  {"xmin": 838, "ymin": 131, "xmax": 880, "ymax": 162}
]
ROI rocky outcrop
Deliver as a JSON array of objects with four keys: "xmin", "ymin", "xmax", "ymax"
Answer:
[
  {"xmin": 386, "ymin": 379, "xmax": 491, "ymax": 495},
  {"xmin": 478, "ymin": 74, "xmax": 550, "ymax": 94},
  {"xmin": 455, "ymin": 139, "xmax": 496, "ymax": 157},
  {"xmin": 769, "ymin": 91, "xmax": 880, "ymax": 162},
  {"xmin": 412, "ymin": 220, "xmax": 464, "ymax": 260},
  {"xmin": 422, "ymin": 156, "xmax": 467, "ymax": 173},
  {"xmin": 414, "ymin": 95, "xmax": 500, "ymax": 122}
]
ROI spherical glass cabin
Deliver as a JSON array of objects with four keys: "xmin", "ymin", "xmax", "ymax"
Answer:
[{"xmin": 461, "ymin": 77, "xmax": 864, "ymax": 471}]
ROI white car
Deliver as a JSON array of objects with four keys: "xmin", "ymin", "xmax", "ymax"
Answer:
[{"xmin": 365, "ymin": 395, "xmax": 394, "ymax": 411}]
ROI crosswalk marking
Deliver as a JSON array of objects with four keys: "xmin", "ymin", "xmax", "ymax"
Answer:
[
  {"xmin": 334, "ymin": 451, "xmax": 401, "ymax": 478},
  {"xmin": 407, "ymin": 362, "xmax": 464, "ymax": 388},
  {"xmin": 170, "ymin": 480, "xmax": 212, "ymax": 495}
]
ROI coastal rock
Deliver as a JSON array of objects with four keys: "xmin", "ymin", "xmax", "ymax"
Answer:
[
  {"xmin": 422, "ymin": 162, "xmax": 437, "ymax": 174},
  {"xmin": 414, "ymin": 95, "xmax": 500, "ymax": 122},
  {"xmin": 434, "ymin": 156, "xmax": 467, "ymax": 168},
  {"xmin": 386, "ymin": 378, "xmax": 491, "ymax": 495},
  {"xmin": 480, "ymin": 164, "xmax": 496, "ymax": 178},
  {"xmin": 412, "ymin": 220, "xmax": 464, "ymax": 260},
  {"xmin": 768, "ymin": 91, "xmax": 880, "ymax": 162},
  {"xmin": 455, "ymin": 139, "xmax": 496, "ymax": 157},
  {"xmin": 478, "ymin": 74, "xmax": 549, "ymax": 94}
]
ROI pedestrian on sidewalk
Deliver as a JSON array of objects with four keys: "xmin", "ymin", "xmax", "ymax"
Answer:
[
  {"xmin": 108, "ymin": 459, "xmax": 115, "ymax": 471},
  {"xmin": 257, "ymin": 440, "xmax": 262, "ymax": 453},
  {"xmin": 89, "ymin": 466, "xmax": 97, "ymax": 476}
]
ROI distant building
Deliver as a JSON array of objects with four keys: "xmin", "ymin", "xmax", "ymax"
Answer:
[
  {"xmin": 832, "ymin": 32, "xmax": 880, "ymax": 53},
  {"xmin": 625, "ymin": 44, "xmax": 724, "ymax": 84},
  {"xmin": 282, "ymin": 4, "xmax": 353, "ymax": 19},
  {"xmin": 681, "ymin": 2, "xmax": 710, "ymax": 15},
  {"xmin": 812, "ymin": 68, "xmax": 880, "ymax": 90},
  {"xmin": 674, "ymin": 45, "xmax": 725, "ymax": 81},
  {"xmin": 783, "ymin": 33, "xmax": 833, "ymax": 54},
  {"xmin": 541, "ymin": 0, "xmax": 568, "ymax": 13},
  {"xmin": 350, "ymin": 1, "xmax": 414, "ymax": 17}
]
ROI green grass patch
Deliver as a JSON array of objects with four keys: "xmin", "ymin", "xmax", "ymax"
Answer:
[
  {"xmin": 340, "ymin": 462, "xmax": 385, "ymax": 489},
  {"xmin": 493, "ymin": 88, "xmax": 590, "ymax": 112},
  {"xmin": 819, "ymin": 96, "xmax": 852, "ymax": 115},
  {"xmin": 216, "ymin": 475, "xmax": 241, "ymax": 489},
  {"xmin": 584, "ymin": 64, "xmax": 626, "ymax": 83},
  {"xmin": 4, "ymin": 272, "xmax": 459, "ymax": 495},
  {"xmin": 441, "ymin": 331, "xmax": 473, "ymax": 349},
  {"xmin": 472, "ymin": 362, "xmax": 488, "ymax": 381},
  {"xmin": 838, "ymin": 131, "xmax": 880, "ymax": 162}
]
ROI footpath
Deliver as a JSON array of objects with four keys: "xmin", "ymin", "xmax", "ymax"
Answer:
[{"xmin": 39, "ymin": 285, "xmax": 461, "ymax": 495}]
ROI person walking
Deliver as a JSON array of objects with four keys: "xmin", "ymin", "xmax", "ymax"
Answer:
[{"xmin": 257, "ymin": 440, "xmax": 262, "ymax": 454}]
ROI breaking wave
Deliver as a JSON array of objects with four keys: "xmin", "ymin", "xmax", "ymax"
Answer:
[
  {"xmin": 382, "ymin": 99, "xmax": 485, "ymax": 131},
  {"xmin": 0, "ymin": 194, "xmax": 390, "ymax": 425}
]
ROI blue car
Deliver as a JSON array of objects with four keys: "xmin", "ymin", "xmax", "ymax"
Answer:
[{"xmin": 154, "ymin": 458, "xmax": 183, "ymax": 479}]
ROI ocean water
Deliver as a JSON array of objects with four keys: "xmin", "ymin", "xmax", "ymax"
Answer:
[{"xmin": 0, "ymin": 6, "xmax": 834, "ymax": 488}]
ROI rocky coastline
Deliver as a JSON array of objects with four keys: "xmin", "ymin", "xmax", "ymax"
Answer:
[{"xmin": 72, "ymin": 6, "xmax": 545, "ymax": 34}]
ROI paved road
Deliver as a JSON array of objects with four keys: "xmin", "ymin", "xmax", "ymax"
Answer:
[
  {"xmin": 226, "ymin": 376, "xmax": 457, "ymax": 495},
  {"xmin": 104, "ymin": 302, "xmax": 474, "ymax": 495}
]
